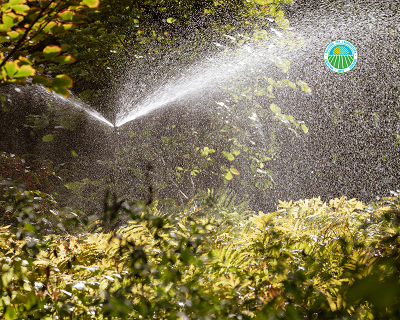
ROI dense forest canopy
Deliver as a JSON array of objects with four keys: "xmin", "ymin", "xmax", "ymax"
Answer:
[{"xmin": 1, "ymin": 0, "xmax": 400, "ymax": 319}]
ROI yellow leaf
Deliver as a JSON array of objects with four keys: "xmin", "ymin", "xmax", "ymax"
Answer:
[{"xmin": 301, "ymin": 123, "xmax": 308, "ymax": 134}]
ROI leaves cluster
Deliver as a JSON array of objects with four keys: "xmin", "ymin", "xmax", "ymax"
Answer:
[
  {"xmin": 1, "ymin": 188, "xmax": 400, "ymax": 319},
  {"xmin": 0, "ymin": 0, "xmax": 100, "ymax": 96}
]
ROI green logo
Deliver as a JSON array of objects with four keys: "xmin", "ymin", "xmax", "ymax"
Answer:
[{"xmin": 324, "ymin": 40, "xmax": 358, "ymax": 73}]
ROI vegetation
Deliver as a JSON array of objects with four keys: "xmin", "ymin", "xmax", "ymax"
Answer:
[
  {"xmin": 1, "ymin": 0, "xmax": 400, "ymax": 318},
  {"xmin": 1, "ymin": 187, "xmax": 400, "ymax": 319}
]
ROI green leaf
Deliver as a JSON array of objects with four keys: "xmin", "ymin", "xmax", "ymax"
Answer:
[
  {"xmin": 222, "ymin": 151, "xmax": 234, "ymax": 161},
  {"xmin": 9, "ymin": 0, "xmax": 22, "ymax": 6},
  {"xmin": 23, "ymin": 222, "xmax": 36, "ymax": 233},
  {"xmin": 0, "ymin": 35, "xmax": 10, "ymax": 42},
  {"xmin": 3, "ymin": 61, "xmax": 18, "ymax": 77},
  {"xmin": 297, "ymin": 80, "xmax": 311, "ymax": 93},
  {"xmin": 42, "ymin": 134, "xmax": 54, "ymax": 142},
  {"xmin": 167, "ymin": 18, "xmax": 176, "ymax": 23},
  {"xmin": 7, "ymin": 30, "xmax": 19, "ymax": 39},
  {"xmin": 64, "ymin": 181, "xmax": 83, "ymax": 190},
  {"xmin": 230, "ymin": 167, "xmax": 240, "ymax": 175},
  {"xmin": 52, "ymin": 54, "xmax": 76, "ymax": 64},
  {"xmin": 231, "ymin": 148, "xmax": 240, "ymax": 156},
  {"xmin": 59, "ymin": 9, "xmax": 74, "ymax": 21},
  {"xmin": 82, "ymin": 0, "xmax": 100, "ymax": 8},
  {"xmin": 2, "ymin": 13, "xmax": 18, "ymax": 30},
  {"xmin": 43, "ymin": 45, "xmax": 61, "ymax": 59},
  {"xmin": 275, "ymin": 17, "xmax": 290, "ymax": 29},
  {"xmin": 4, "ymin": 306, "xmax": 17, "ymax": 320},
  {"xmin": 52, "ymin": 74, "xmax": 73, "ymax": 87},
  {"xmin": 270, "ymin": 104, "xmax": 281, "ymax": 114},
  {"xmin": 71, "ymin": 150, "xmax": 76, "ymax": 157},
  {"xmin": 12, "ymin": 4, "xmax": 30, "ymax": 15},
  {"xmin": 14, "ymin": 65, "xmax": 35, "ymax": 78},
  {"xmin": 201, "ymin": 147, "xmax": 215, "ymax": 156},
  {"xmin": 253, "ymin": 0, "xmax": 274, "ymax": 4},
  {"xmin": 32, "ymin": 75, "xmax": 51, "ymax": 86},
  {"xmin": 53, "ymin": 86, "xmax": 70, "ymax": 97},
  {"xmin": 224, "ymin": 171, "xmax": 233, "ymax": 180},
  {"xmin": 301, "ymin": 123, "xmax": 309, "ymax": 133}
]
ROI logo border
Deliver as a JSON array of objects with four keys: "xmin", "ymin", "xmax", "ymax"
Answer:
[{"xmin": 324, "ymin": 39, "xmax": 358, "ymax": 73}]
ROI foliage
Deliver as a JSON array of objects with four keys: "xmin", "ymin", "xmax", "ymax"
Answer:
[
  {"xmin": 1, "ymin": 189, "xmax": 400, "ymax": 318},
  {"xmin": 0, "ymin": 0, "xmax": 100, "ymax": 96},
  {"xmin": 0, "ymin": 152, "xmax": 83, "ymax": 233}
]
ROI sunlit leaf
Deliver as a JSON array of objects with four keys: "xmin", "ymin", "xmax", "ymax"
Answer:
[
  {"xmin": 52, "ymin": 54, "xmax": 76, "ymax": 64},
  {"xmin": 231, "ymin": 148, "xmax": 240, "ymax": 156},
  {"xmin": 43, "ymin": 45, "xmax": 61, "ymax": 59},
  {"xmin": 253, "ymin": 0, "xmax": 274, "ymax": 4},
  {"xmin": 14, "ymin": 65, "xmax": 35, "ymax": 78},
  {"xmin": 82, "ymin": 0, "xmax": 100, "ymax": 8},
  {"xmin": 64, "ymin": 181, "xmax": 83, "ymax": 190},
  {"xmin": 269, "ymin": 103, "xmax": 281, "ymax": 114},
  {"xmin": 12, "ymin": 4, "xmax": 30, "ymax": 15},
  {"xmin": 297, "ymin": 80, "xmax": 311, "ymax": 93},
  {"xmin": 52, "ymin": 74, "xmax": 73, "ymax": 87},
  {"xmin": 7, "ymin": 30, "xmax": 19, "ymax": 39},
  {"xmin": 301, "ymin": 123, "xmax": 309, "ymax": 134},
  {"xmin": 3, "ymin": 61, "xmax": 18, "ymax": 77},
  {"xmin": 4, "ymin": 306, "xmax": 17, "ymax": 320},
  {"xmin": 275, "ymin": 17, "xmax": 290, "ymax": 29},
  {"xmin": 2, "ymin": 12, "xmax": 19, "ymax": 30},
  {"xmin": 62, "ymin": 22, "xmax": 76, "ymax": 31},
  {"xmin": 230, "ymin": 167, "xmax": 240, "ymax": 175},
  {"xmin": 59, "ymin": 9, "xmax": 74, "ymax": 21},
  {"xmin": 222, "ymin": 151, "xmax": 234, "ymax": 161},
  {"xmin": 167, "ymin": 17, "xmax": 175, "ymax": 23},
  {"xmin": 42, "ymin": 134, "xmax": 54, "ymax": 142},
  {"xmin": 224, "ymin": 171, "xmax": 233, "ymax": 180}
]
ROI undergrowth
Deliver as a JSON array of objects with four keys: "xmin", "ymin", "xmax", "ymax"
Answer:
[{"xmin": 1, "ymin": 189, "xmax": 400, "ymax": 319}]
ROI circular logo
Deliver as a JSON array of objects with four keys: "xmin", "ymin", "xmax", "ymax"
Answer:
[{"xmin": 324, "ymin": 40, "xmax": 358, "ymax": 73}]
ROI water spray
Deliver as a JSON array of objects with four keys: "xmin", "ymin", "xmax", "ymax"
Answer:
[{"xmin": 111, "ymin": 124, "xmax": 120, "ymax": 197}]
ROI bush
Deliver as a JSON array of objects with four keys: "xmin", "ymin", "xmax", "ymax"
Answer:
[{"xmin": 1, "ymin": 190, "xmax": 400, "ymax": 319}]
